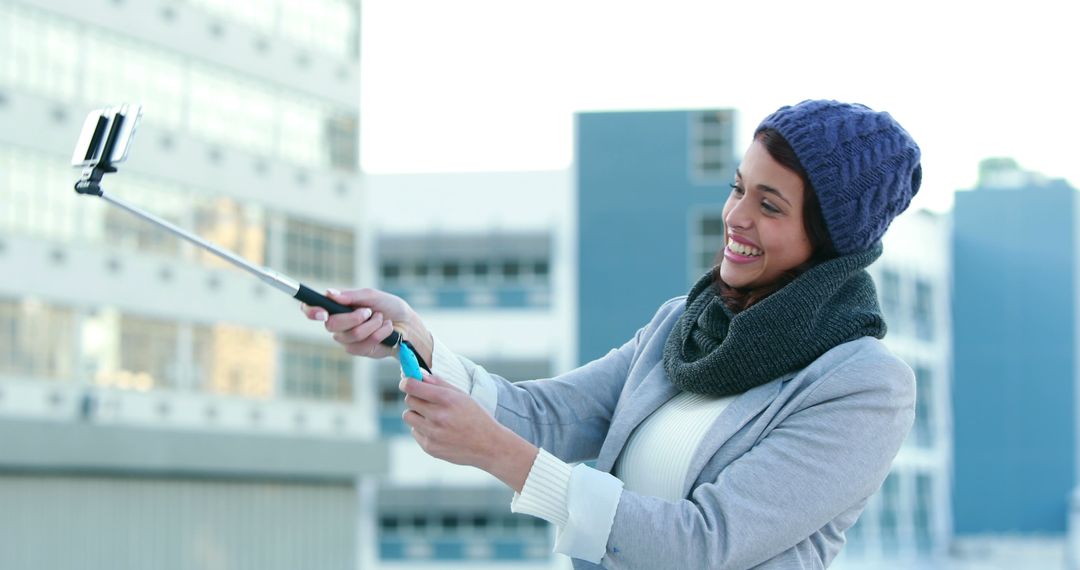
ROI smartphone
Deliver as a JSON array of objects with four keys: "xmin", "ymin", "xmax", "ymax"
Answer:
[{"xmin": 70, "ymin": 104, "xmax": 143, "ymax": 167}]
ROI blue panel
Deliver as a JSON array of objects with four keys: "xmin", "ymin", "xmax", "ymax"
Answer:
[
  {"xmin": 496, "ymin": 287, "xmax": 529, "ymax": 308},
  {"xmin": 379, "ymin": 414, "xmax": 408, "ymax": 436},
  {"xmin": 379, "ymin": 538, "xmax": 406, "ymax": 560},
  {"xmin": 576, "ymin": 111, "xmax": 731, "ymax": 365},
  {"xmin": 492, "ymin": 539, "xmax": 525, "ymax": 560},
  {"xmin": 952, "ymin": 184, "xmax": 1077, "ymax": 534},
  {"xmin": 432, "ymin": 539, "xmax": 465, "ymax": 560},
  {"xmin": 435, "ymin": 287, "xmax": 468, "ymax": 308}
]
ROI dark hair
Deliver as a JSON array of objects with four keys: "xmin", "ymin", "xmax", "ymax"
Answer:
[{"xmin": 717, "ymin": 128, "xmax": 838, "ymax": 312}]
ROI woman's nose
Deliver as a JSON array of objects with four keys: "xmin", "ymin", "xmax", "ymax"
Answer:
[{"xmin": 725, "ymin": 198, "xmax": 754, "ymax": 230}]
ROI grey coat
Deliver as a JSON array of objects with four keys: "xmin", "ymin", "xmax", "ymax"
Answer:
[{"xmin": 475, "ymin": 297, "xmax": 915, "ymax": 569}]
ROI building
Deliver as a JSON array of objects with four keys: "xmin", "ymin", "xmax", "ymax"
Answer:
[
  {"xmin": 575, "ymin": 109, "xmax": 954, "ymax": 568},
  {"xmin": 950, "ymin": 160, "xmax": 1078, "ymax": 569},
  {"xmin": 364, "ymin": 170, "xmax": 574, "ymax": 567},
  {"xmin": 0, "ymin": 1, "xmax": 387, "ymax": 568}
]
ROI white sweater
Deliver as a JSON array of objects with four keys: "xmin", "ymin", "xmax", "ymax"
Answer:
[{"xmin": 430, "ymin": 337, "xmax": 733, "ymax": 550}]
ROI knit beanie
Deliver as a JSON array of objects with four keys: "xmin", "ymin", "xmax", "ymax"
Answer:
[{"xmin": 756, "ymin": 100, "xmax": 922, "ymax": 255}]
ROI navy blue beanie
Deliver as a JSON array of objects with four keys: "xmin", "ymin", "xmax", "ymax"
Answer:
[{"xmin": 756, "ymin": 100, "xmax": 922, "ymax": 255}]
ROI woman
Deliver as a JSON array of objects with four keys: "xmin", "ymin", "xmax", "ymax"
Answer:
[{"xmin": 302, "ymin": 99, "xmax": 922, "ymax": 569}]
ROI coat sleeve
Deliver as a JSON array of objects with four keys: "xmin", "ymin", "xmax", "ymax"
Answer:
[
  {"xmin": 461, "ymin": 298, "xmax": 682, "ymax": 463},
  {"xmin": 597, "ymin": 353, "xmax": 916, "ymax": 569}
]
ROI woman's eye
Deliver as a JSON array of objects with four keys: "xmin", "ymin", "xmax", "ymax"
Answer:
[
  {"xmin": 762, "ymin": 201, "xmax": 781, "ymax": 214},
  {"xmin": 729, "ymin": 183, "xmax": 744, "ymax": 196}
]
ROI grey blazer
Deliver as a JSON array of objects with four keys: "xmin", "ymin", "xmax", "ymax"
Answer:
[{"xmin": 479, "ymin": 297, "xmax": 915, "ymax": 569}]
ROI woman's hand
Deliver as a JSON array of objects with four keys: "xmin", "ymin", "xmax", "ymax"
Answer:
[
  {"xmin": 400, "ymin": 371, "xmax": 538, "ymax": 492},
  {"xmin": 301, "ymin": 288, "xmax": 432, "ymax": 363}
]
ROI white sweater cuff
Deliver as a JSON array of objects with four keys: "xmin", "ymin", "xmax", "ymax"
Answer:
[
  {"xmin": 511, "ymin": 448, "xmax": 572, "ymax": 526},
  {"xmin": 431, "ymin": 335, "xmax": 472, "ymax": 394},
  {"xmin": 511, "ymin": 451, "xmax": 624, "ymax": 564}
]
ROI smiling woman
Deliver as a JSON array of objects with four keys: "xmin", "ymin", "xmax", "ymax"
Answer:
[{"xmin": 307, "ymin": 99, "xmax": 924, "ymax": 569}]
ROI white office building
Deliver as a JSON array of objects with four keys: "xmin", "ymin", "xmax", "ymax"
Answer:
[
  {"xmin": 0, "ymin": 1, "xmax": 385, "ymax": 568},
  {"xmin": 835, "ymin": 208, "xmax": 955, "ymax": 569}
]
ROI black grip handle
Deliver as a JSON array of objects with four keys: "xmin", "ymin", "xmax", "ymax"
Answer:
[{"xmin": 294, "ymin": 283, "xmax": 400, "ymax": 347}]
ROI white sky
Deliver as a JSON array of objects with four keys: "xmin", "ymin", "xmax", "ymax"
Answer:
[{"xmin": 359, "ymin": 0, "xmax": 1078, "ymax": 213}]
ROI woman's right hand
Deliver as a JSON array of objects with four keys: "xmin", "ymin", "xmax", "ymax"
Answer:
[{"xmin": 300, "ymin": 288, "xmax": 428, "ymax": 361}]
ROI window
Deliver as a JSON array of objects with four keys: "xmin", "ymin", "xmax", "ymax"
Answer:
[
  {"xmin": 325, "ymin": 112, "xmax": 359, "ymax": 172},
  {"xmin": 281, "ymin": 338, "xmax": 353, "ymax": 400},
  {"xmin": 0, "ymin": 298, "xmax": 75, "ymax": 380},
  {"xmin": 376, "ymin": 361, "xmax": 407, "ymax": 435},
  {"xmin": 192, "ymin": 197, "xmax": 267, "ymax": 267},
  {"xmin": 381, "ymin": 262, "xmax": 401, "ymax": 281},
  {"xmin": 378, "ymin": 487, "xmax": 551, "ymax": 561},
  {"xmin": 109, "ymin": 315, "xmax": 181, "ymax": 390},
  {"xmin": 690, "ymin": 210, "xmax": 726, "ymax": 284},
  {"xmin": 376, "ymin": 234, "xmax": 552, "ymax": 309},
  {"xmin": 0, "ymin": 2, "xmax": 356, "ymax": 170},
  {"xmin": 914, "ymin": 473, "xmax": 934, "ymax": 554},
  {"xmin": 282, "ymin": 217, "xmax": 355, "ymax": 284},
  {"xmin": 878, "ymin": 473, "xmax": 900, "ymax": 555},
  {"xmin": 912, "ymin": 366, "xmax": 934, "ymax": 447},
  {"xmin": 880, "ymin": 269, "xmax": 902, "ymax": 328},
  {"xmin": 692, "ymin": 110, "xmax": 735, "ymax": 180},
  {"xmin": 914, "ymin": 279, "xmax": 934, "ymax": 341},
  {"xmin": 193, "ymin": 324, "xmax": 275, "ymax": 398}
]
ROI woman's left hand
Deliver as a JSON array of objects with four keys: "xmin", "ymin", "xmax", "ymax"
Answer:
[{"xmin": 400, "ymin": 371, "xmax": 537, "ymax": 492}]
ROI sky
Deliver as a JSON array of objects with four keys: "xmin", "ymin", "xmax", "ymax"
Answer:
[{"xmin": 358, "ymin": 0, "xmax": 1078, "ymax": 213}]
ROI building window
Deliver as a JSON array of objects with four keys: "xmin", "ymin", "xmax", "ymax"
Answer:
[
  {"xmin": 0, "ymin": 298, "xmax": 75, "ymax": 380},
  {"xmin": 914, "ymin": 473, "xmax": 934, "ymax": 554},
  {"xmin": 378, "ymin": 487, "xmax": 551, "ymax": 561},
  {"xmin": 880, "ymin": 269, "xmax": 902, "ymax": 328},
  {"xmin": 193, "ymin": 324, "xmax": 275, "ymax": 398},
  {"xmin": 376, "ymin": 361, "xmax": 407, "ymax": 435},
  {"xmin": 690, "ymin": 210, "xmax": 725, "ymax": 284},
  {"xmin": 104, "ymin": 315, "xmax": 181, "ymax": 390},
  {"xmin": 0, "ymin": 2, "xmax": 355, "ymax": 171},
  {"xmin": 691, "ymin": 110, "xmax": 735, "ymax": 180},
  {"xmin": 281, "ymin": 338, "xmax": 353, "ymax": 401},
  {"xmin": 282, "ymin": 216, "xmax": 355, "ymax": 284},
  {"xmin": 192, "ymin": 197, "xmax": 267, "ymax": 267},
  {"xmin": 325, "ymin": 112, "xmax": 359, "ymax": 172},
  {"xmin": 912, "ymin": 366, "xmax": 934, "ymax": 448},
  {"xmin": 377, "ymin": 234, "xmax": 552, "ymax": 309},
  {"xmin": 914, "ymin": 279, "xmax": 934, "ymax": 341},
  {"xmin": 878, "ymin": 473, "xmax": 900, "ymax": 556}
]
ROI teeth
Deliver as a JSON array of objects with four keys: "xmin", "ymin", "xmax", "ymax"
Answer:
[{"xmin": 728, "ymin": 238, "xmax": 763, "ymax": 257}]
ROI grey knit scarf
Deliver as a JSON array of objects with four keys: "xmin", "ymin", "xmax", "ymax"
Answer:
[{"xmin": 663, "ymin": 243, "xmax": 886, "ymax": 396}]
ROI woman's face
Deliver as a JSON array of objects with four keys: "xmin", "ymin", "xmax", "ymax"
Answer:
[{"xmin": 720, "ymin": 139, "xmax": 813, "ymax": 289}]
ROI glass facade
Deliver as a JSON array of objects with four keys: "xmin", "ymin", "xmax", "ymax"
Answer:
[
  {"xmin": 378, "ymin": 487, "xmax": 551, "ymax": 562},
  {"xmin": 0, "ymin": 146, "xmax": 361, "ymax": 280},
  {"xmin": 0, "ymin": 2, "xmax": 358, "ymax": 171},
  {"xmin": 0, "ymin": 297, "xmax": 351, "ymax": 403},
  {"xmin": 283, "ymin": 217, "xmax": 356, "ymax": 285},
  {"xmin": 183, "ymin": 0, "xmax": 359, "ymax": 60},
  {"xmin": 193, "ymin": 323, "xmax": 276, "ymax": 398},
  {"xmin": 0, "ymin": 297, "xmax": 75, "ymax": 380},
  {"xmin": 281, "ymin": 338, "xmax": 353, "ymax": 401},
  {"xmin": 378, "ymin": 234, "xmax": 552, "ymax": 309}
]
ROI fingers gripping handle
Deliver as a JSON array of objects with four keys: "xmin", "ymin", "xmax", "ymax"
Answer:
[{"xmin": 294, "ymin": 284, "xmax": 400, "ymax": 347}]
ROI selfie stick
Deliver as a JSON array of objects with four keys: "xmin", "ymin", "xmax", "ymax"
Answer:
[{"xmin": 72, "ymin": 106, "xmax": 429, "ymax": 379}]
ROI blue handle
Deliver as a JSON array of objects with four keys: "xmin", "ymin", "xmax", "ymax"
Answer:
[{"xmin": 399, "ymin": 342, "xmax": 423, "ymax": 381}]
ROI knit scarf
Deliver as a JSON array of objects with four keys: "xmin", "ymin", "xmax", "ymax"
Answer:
[{"xmin": 663, "ymin": 243, "xmax": 886, "ymax": 396}]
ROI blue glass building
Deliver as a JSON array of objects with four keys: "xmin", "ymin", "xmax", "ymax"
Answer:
[
  {"xmin": 952, "ymin": 174, "xmax": 1078, "ymax": 534},
  {"xmin": 576, "ymin": 109, "xmax": 734, "ymax": 362}
]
